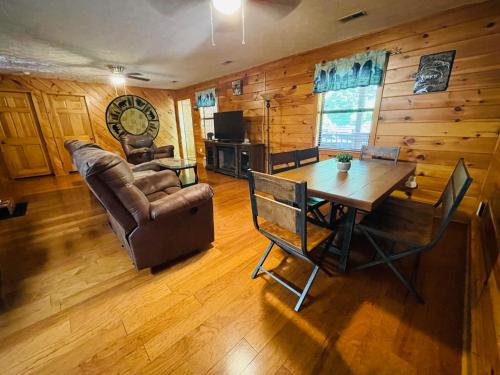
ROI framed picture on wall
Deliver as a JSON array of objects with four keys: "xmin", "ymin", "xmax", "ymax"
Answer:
[
  {"xmin": 413, "ymin": 50, "xmax": 456, "ymax": 94},
  {"xmin": 232, "ymin": 79, "xmax": 243, "ymax": 96}
]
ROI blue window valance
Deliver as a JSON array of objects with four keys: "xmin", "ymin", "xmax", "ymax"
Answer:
[
  {"xmin": 195, "ymin": 87, "xmax": 217, "ymax": 107},
  {"xmin": 313, "ymin": 50, "xmax": 388, "ymax": 93}
]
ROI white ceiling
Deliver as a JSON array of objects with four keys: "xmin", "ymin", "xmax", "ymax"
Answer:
[{"xmin": 0, "ymin": 0, "xmax": 480, "ymax": 89}]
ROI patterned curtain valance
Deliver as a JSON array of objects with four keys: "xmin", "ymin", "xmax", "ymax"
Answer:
[
  {"xmin": 195, "ymin": 87, "xmax": 217, "ymax": 107},
  {"xmin": 313, "ymin": 50, "xmax": 388, "ymax": 93}
]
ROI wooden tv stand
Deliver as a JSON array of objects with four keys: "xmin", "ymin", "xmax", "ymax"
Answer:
[{"xmin": 204, "ymin": 140, "xmax": 265, "ymax": 178}]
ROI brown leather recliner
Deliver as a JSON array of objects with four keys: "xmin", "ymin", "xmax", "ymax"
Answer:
[
  {"xmin": 64, "ymin": 140, "xmax": 214, "ymax": 270},
  {"xmin": 120, "ymin": 134, "xmax": 174, "ymax": 164},
  {"xmin": 64, "ymin": 139, "xmax": 169, "ymax": 178}
]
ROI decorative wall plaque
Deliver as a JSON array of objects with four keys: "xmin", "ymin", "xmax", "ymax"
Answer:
[
  {"xmin": 105, "ymin": 95, "xmax": 160, "ymax": 139},
  {"xmin": 232, "ymin": 79, "xmax": 243, "ymax": 96},
  {"xmin": 413, "ymin": 50, "xmax": 455, "ymax": 94}
]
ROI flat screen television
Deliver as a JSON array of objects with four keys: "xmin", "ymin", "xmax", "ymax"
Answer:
[{"xmin": 214, "ymin": 110, "xmax": 244, "ymax": 142}]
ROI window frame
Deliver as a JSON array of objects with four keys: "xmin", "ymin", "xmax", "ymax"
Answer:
[
  {"xmin": 199, "ymin": 100, "xmax": 218, "ymax": 139},
  {"xmin": 315, "ymin": 84, "xmax": 384, "ymax": 153}
]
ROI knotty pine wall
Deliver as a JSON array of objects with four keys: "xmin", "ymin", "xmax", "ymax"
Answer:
[
  {"xmin": 176, "ymin": 0, "xmax": 500, "ymax": 215},
  {"xmin": 0, "ymin": 75, "xmax": 178, "ymax": 180},
  {"xmin": 468, "ymin": 134, "xmax": 499, "ymax": 374}
]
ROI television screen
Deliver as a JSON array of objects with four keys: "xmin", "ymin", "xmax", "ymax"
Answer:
[{"xmin": 214, "ymin": 111, "xmax": 244, "ymax": 141}]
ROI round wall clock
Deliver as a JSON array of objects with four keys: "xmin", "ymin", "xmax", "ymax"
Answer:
[{"xmin": 105, "ymin": 95, "xmax": 160, "ymax": 140}]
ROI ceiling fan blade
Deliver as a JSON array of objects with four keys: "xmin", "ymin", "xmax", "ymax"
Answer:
[
  {"xmin": 249, "ymin": 0, "xmax": 301, "ymax": 18},
  {"xmin": 147, "ymin": 0, "xmax": 203, "ymax": 17},
  {"xmin": 126, "ymin": 75, "xmax": 151, "ymax": 82},
  {"xmin": 127, "ymin": 72, "xmax": 143, "ymax": 76},
  {"xmin": 251, "ymin": 0, "xmax": 300, "ymax": 5}
]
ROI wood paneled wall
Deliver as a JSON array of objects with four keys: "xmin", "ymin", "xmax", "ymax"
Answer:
[
  {"xmin": 467, "ymin": 135, "xmax": 499, "ymax": 374},
  {"xmin": 176, "ymin": 0, "xmax": 500, "ymax": 215},
  {"xmin": 0, "ymin": 75, "xmax": 178, "ymax": 179}
]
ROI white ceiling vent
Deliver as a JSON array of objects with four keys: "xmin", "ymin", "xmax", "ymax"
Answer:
[{"xmin": 338, "ymin": 11, "xmax": 367, "ymax": 23}]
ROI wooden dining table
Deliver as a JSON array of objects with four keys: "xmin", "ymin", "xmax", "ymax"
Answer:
[{"xmin": 278, "ymin": 158, "xmax": 416, "ymax": 272}]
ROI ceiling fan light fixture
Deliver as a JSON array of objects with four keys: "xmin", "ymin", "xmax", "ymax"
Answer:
[
  {"xmin": 110, "ymin": 75, "xmax": 125, "ymax": 85},
  {"xmin": 213, "ymin": 0, "xmax": 241, "ymax": 15}
]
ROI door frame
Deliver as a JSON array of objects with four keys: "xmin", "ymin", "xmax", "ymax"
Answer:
[
  {"xmin": 0, "ymin": 89, "xmax": 54, "ymax": 178},
  {"xmin": 174, "ymin": 97, "xmax": 184, "ymax": 159},
  {"xmin": 176, "ymin": 98, "xmax": 196, "ymax": 160}
]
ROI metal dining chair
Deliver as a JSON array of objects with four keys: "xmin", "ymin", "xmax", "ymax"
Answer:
[
  {"xmin": 353, "ymin": 159, "xmax": 472, "ymax": 303},
  {"xmin": 296, "ymin": 147, "xmax": 320, "ymax": 167},
  {"xmin": 360, "ymin": 145, "xmax": 417, "ymax": 198},
  {"xmin": 269, "ymin": 150, "xmax": 297, "ymax": 174},
  {"xmin": 360, "ymin": 145, "xmax": 400, "ymax": 164},
  {"xmin": 295, "ymin": 147, "xmax": 329, "ymax": 222},
  {"xmin": 248, "ymin": 171, "xmax": 335, "ymax": 311},
  {"xmin": 269, "ymin": 149, "xmax": 327, "ymax": 223}
]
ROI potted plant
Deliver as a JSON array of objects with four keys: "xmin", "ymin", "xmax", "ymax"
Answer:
[{"xmin": 336, "ymin": 153, "xmax": 353, "ymax": 172}]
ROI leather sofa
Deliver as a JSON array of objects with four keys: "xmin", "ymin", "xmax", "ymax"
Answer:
[
  {"xmin": 120, "ymin": 134, "xmax": 174, "ymax": 164},
  {"xmin": 64, "ymin": 140, "xmax": 214, "ymax": 270}
]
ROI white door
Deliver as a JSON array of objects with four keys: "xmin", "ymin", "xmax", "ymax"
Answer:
[{"xmin": 177, "ymin": 99, "xmax": 196, "ymax": 160}]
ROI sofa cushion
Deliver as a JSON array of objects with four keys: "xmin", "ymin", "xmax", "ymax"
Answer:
[
  {"xmin": 134, "ymin": 169, "xmax": 181, "ymax": 196},
  {"xmin": 146, "ymin": 186, "xmax": 182, "ymax": 203},
  {"xmin": 150, "ymin": 184, "xmax": 214, "ymax": 219},
  {"xmin": 146, "ymin": 191, "xmax": 168, "ymax": 202},
  {"xmin": 64, "ymin": 140, "xmax": 102, "ymax": 156}
]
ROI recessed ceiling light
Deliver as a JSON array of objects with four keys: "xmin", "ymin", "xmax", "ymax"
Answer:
[{"xmin": 23, "ymin": 71, "xmax": 31, "ymax": 75}]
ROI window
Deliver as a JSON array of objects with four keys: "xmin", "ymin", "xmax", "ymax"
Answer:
[
  {"xmin": 200, "ymin": 103, "xmax": 217, "ymax": 138},
  {"xmin": 317, "ymin": 85, "xmax": 378, "ymax": 151}
]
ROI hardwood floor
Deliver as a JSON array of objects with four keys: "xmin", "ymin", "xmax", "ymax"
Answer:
[{"xmin": 0, "ymin": 170, "xmax": 467, "ymax": 374}]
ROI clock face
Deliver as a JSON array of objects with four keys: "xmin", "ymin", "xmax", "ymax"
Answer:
[{"xmin": 106, "ymin": 95, "xmax": 160, "ymax": 140}]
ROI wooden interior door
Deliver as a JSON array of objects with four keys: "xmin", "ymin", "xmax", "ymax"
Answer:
[
  {"xmin": 47, "ymin": 94, "xmax": 95, "ymax": 172},
  {"xmin": 0, "ymin": 91, "xmax": 52, "ymax": 178}
]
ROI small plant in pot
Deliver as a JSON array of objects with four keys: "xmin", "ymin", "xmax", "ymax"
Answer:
[{"xmin": 336, "ymin": 153, "xmax": 353, "ymax": 172}]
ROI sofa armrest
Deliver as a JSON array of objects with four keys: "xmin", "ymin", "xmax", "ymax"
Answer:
[
  {"xmin": 155, "ymin": 145, "xmax": 174, "ymax": 157},
  {"xmin": 130, "ymin": 147, "xmax": 153, "ymax": 155},
  {"xmin": 131, "ymin": 161, "xmax": 163, "ymax": 172},
  {"xmin": 135, "ymin": 169, "xmax": 181, "ymax": 196},
  {"xmin": 150, "ymin": 183, "xmax": 213, "ymax": 219},
  {"xmin": 156, "ymin": 145, "xmax": 174, "ymax": 153}
]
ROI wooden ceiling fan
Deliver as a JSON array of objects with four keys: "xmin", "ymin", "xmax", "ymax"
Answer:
[
  {"xmin": 166, "ymin": 0, "xmax": 301, "ymax": 46},
  {"xmin": 108, "ymin": 65, "xmax": 150, "ymax": 83},
  {"xmin": 160, "ymin": 0, "xmax": 300, "ymax": 17}
]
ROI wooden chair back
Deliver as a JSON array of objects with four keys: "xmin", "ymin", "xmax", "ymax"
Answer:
[
  {"xmin": 296, "ymin": 147, "xmax": 320, "ymax": 167},
  {"xmin": 433, "ymin": 158, "xmax": 473, "ymax": 244},
  {"xmin": 249, "ymin": 171, "xmax": 308, "ymax": 254},
  {"xmin": 360, "ymin": 145, "xmax": 400, "ymax": 164},
  {"xmin": 269, "ymin": 151, "xmax": 298, "ymax": 174}
]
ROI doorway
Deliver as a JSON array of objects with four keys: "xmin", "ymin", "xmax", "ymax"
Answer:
[{"xmin": 177, "ymin": 99, "xmax": 196, "ymax": 160}]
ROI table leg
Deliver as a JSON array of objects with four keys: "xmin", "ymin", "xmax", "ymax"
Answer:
[
  {"xmin": 193, "ymin": 165, "xmax": 198, "ymax": 184},
  {"xmin": 174, "ymin": 170, "xmax": 183, "ymax": 188},
  {"xmin": 338, "ymin": 207, "xmax": 356, "ymax": 272},
  {"xmin": 8, "ymin": 201, "xmax": 15, "ymax": 216},
  {"xmin": 328, "ymin": 202, "xmax": 336, "ymax": 227}
]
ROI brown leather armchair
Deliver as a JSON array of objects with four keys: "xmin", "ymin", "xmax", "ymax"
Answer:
[
  {"xmin": 120, "ymin": 134, "xmax": 174, "ymax": 164},
  {"xmin": 65, "ymin": 140, "xmax": 214, "ymax": 270}
]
